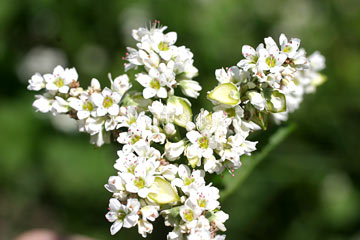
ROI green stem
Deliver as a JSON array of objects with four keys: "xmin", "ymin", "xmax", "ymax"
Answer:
[{"xmin": 220, "ymin": 123, "xmax": 297, "ymax": 201}]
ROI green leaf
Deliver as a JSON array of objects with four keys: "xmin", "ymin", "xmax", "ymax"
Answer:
[
  {"xmin": 220, "ymin": 123, "xmax": 297, "ymax": 201},
  {"xmin": 207, "ymin": 83, "xmax": 241, "ymax": 106},
  {"xmin": 167, "ymin": 96, "xmax": 192, "ymax": 128}
]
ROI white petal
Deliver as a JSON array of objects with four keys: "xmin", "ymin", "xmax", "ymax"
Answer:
[
  {"xmin": 143, "ymin": 87, "xmax": 157, "ymax": 99},
  {"xmin": 110, "ymin": 221, "xmax": 123, "ymax": 235},
  {"xmin": 186, "ymin": 131, "xmax": 201, "ymax": 143},
  {"xmin": 136, "ymin": 74, "xmax": 152, "ymax": 87},
  {"xmin": 166, "ymin": 32, "xmax": 177, "ymax": 45},
  {"xmin": 109, "ymin": 198, "xmax": 121, "ymax": 211},
  {"xmin": 156, "ymin": 87, "xmax": 167, "ymax": 98},
  {"xmin": 242, "ymin": 45, "xmax": 256, "ymax": 59}
]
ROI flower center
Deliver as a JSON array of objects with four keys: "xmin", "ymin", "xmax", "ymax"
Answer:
[
  {"xmin": 183, "ymin": 177, "xmax": 194, "ymax": 186},
  {"xmin": 198, "ymin": 136, "xmax": 209, "ymax": 149},
  {"xmin": 54, "ymin": 77, "xmax": 64, "ymax": 87},
  {"xmin": 127, "ymin": 164, "xmax": 136, "ymax": 174},
  {"xmin": 131, "ymin": 135, "xmax": 141, "ymax": 144},
  {"xmin": 82, "ymin": 101, "xmax": 94, "ymax": 111},
  {"xmin": 117, "ymin": 210, "xmax": 126, "ymax": 221},
  {"xmin": 158, "ymin": 41, "xmax": 170, "ymax": 51},
  {"xmin": 134, "ymin": 177, "xmax": 145, "ymax": 189},
  {"xmin": 266, "ymin": 55, "xmax": 276, "ymax": 68},
  {"xmin": 103, "ymin": 96, "xmax": 114, "ymax": 108},
  {"xmin": 198, "ymin": 198, "xmax": 207, "ymax": 208},
  {"xmin": 250, "ymin": 55, "xmax": 259, "ymax": 64},
  {"xmin": 184, "ymin": 209, "xmax": 194, "ymax": 222},
  {"xmin": 283, "ymin": 45, "xmax": 292, "ymax": 53},
  {"xmin": 150, "ymin": 79, "xmax": 160, "ymax": 90}
]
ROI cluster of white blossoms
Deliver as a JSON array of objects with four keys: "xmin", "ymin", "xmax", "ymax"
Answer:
[
  {"xmin": 208, "ymin": 33, "xmax": 326, "ymax": 129},
  {"xmin": 28, "ymin": 22, "xmax": 325, "ymax": 239}
]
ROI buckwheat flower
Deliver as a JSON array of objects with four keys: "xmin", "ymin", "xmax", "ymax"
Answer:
[
  {"xmin": 186, "ymin": 129, "xmax": 216, "ymax": 162},
  {"xmin": 309, "ymin": 51, "xmax": 326, "ymax": 71},
  {"xmin": 157, "ymin": 164, "xmax": 178, "ymax": 181},
  {"xmin": 121, "ymin": 160, "xmax": 158, "ymax": 198},
  {"xmin": 43, "ymin": 65, "xmax": 78, "ymax": 94},
  {"xmin": 150, "ymin": 31, "xmax": 177, "ymax": 61},
  {"xmin": 105, "ymin": 198, "xmax": 140, "ymax": 235},
  {"xmin": 187, "ymin": 216, "xmax": 211, "ymax": 240},
  {"xmin": 172, "ymin": 164, "xmax": 205, "ymax": 195},
  {"xmin": 148, "ymin": 100, "xmax": 176, "ymax": 124},
  {"xmin": 203, "ymin": 155, "xmax": 224, "ymax": 174},
  {"xmin": 27, "ymin": 73, "xmax": 45, "ymax": 91},
  {"xmin": 33, "ymin": 94, "xmax": 53, "ymax": 113},
  {"xmin": 178, "ymin": 80, "xmax": 202, "ymax": 98},
  {"xmin": 136, "ymin": 68, "xmax": 168, "ymax": 99},
  {"xmin": 247, "ymin": 91, "xmax": 266, "ymax": 110},
  {"xmin": 180, "ymin": 200, "xmax": 202, "ymax": 224},
  {"xmin": 188, "ymin": 185, "xmax": 220, "ymax": 211},
  {"xmin": 69, "ymin": 94, "xmax": 97, "ymax": 120},
  {"xmin": 51, "ymin": 96, "xmax": 70, "ymax": 114},
  {"xmin": 164, "ymin": 140, "xmax": 186, "ymax": 161},
  {"xmin": 114, "ymin": 151, "xmax": 144, "ymax": 174},
  {"xmin": 210, "ymin": 210, "xmax": 229, "ymax": 232},
  {"xmin": 138, "ymin": 204, "xmax": 160, "ymax": 237},
  {"xmin": 109, "ymin": 73, "xmax": 132, "ymax": 96},
  {"xmin": 89, "ymin": 129, "xmax": 111, "ymax": 147},
  {"xmin": 279, "ymin": 34, "xmax": 301, "ymax": 59},
  {"xmin": 132, "ymin": 25, "xmax": 167, "ymax": 42},
  {"xmin": 237, "ymin": 43, "xmax": 264, "ymax": 71},
  {"xmin": 105, "ymin": 175, "xmax": 128, "ymax": 200},
  {"xmin": 116, "ymin": 106, "xmax": 139, "ymax": 128},
  {"xmin": 257, "ymin": 46, "xmax": 287, "ymax": 74},
  {"xmin": 92, "ymin": 87, "xmax": 121, "ymax": 116},
  {"xmin": 117, "ymin": 115, "xmax": 153, "ymax": 147}
]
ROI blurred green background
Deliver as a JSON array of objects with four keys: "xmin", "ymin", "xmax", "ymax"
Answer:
[{"xmin": 1, "ymin": 0, "xmax": 360, "ymax": 239}]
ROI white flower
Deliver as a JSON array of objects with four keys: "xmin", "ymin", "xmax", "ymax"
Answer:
[
  {"xmin": 237, "ymin": 43, "xmax": 264, "ymax": 71},
  {"xmin": 172, "ymin": 164, "xmax": 205, "ymax": 195},
  {"xmin": 52, "ymin": 96, "xmax": 70, "ymax": 114},
  {"xmin": 69, "ymin": 93, "xmax": 97, "ymax": 120},
  {"xmin": 121, "ymin": 160, "xmax": 158, "ymax": 198},
  {"xmin": 150, "ymin": 31, "xmax": 177, "ymax": 61},
  {"xmin": 116, "ymin": 106, "xmax": 138, "ymax": 128},
  {"xmin": 164, "ymin": 140, "xmax": 185, "ymax": 161},
  {"xmin": 105, "ymin": 198, "xmax": 140, "ymax": 235},
  {"xmin": 27, "ymin": 73, "xmax": 45, "ymax": 91},
  {"xmin": 180, "ymin": 200, "xmax": 202, "ymax": 224},
  {"xmin": 43, "ymin": 65, "xmax": 78, "ymax": 94},
  {"xmin": 178, "ymin": 80, "xmax": 202, "ymax": 98},
  {"xmin": 279, "ymin": 34, "xmax": 301, "ymax": 59},
  {"xmin": 109, "ymin": 73, "xmax": 132, "ymax": 96},
  {"xmin": 92, "ymin": 87, "xmax": 121, "ymax": 116},
  {"xmin": 104, "ymin": 175, "xmax": 128, "ymax": 200},
  {"xmin": 309, "ymin": 51, "xmax": 326, "ymax": 71},
  {"xmin": 247, "ymin": 91, "xmax": 266, "ymax": 110},
  {"xmin": 186, "ymin": 130, "xmax": 216, "ymax": 161},
  {"xmin": 257, "ymin": 46, "xmax": 287, "ymax": 74},
  {"xmin": 187, "ymin": 216, "xmax": 211, "ymax": 240},
  {"xmin": 188, "ymin": 185, "xmax": 220, "ymax": 211},
  {"xmin": 211, "ymin": 210, "xmax": 229, "ymax": 232},
  {"xmin": 138, "ymin": 204, "xmax": 160, "ymax": 237},
  {"xmin": 148, "ymin": 100, "xmax": 176, "ymax": 124},
  {"xmin": 203, "ymin": 155, "xmax": 224, "ymax": 174},
  {"xmin": 136, "ymin": 68, "xmax": 168, "ymax": 99},
  {"xmin": 33, "ymin": 95, "xmax": 53, "ymax": 113}
]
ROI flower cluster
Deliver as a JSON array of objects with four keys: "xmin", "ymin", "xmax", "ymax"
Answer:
[
  {"xmin": 125, "ymin": 20, "xmax": 201, "ymax": 99},
  {"xmin": 27, "ymin": 22, "xmax": 326, "ymax": 239},
  {"xmin": 208, "ymin": 33, "xmax": 326, "ymax": 128}
]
